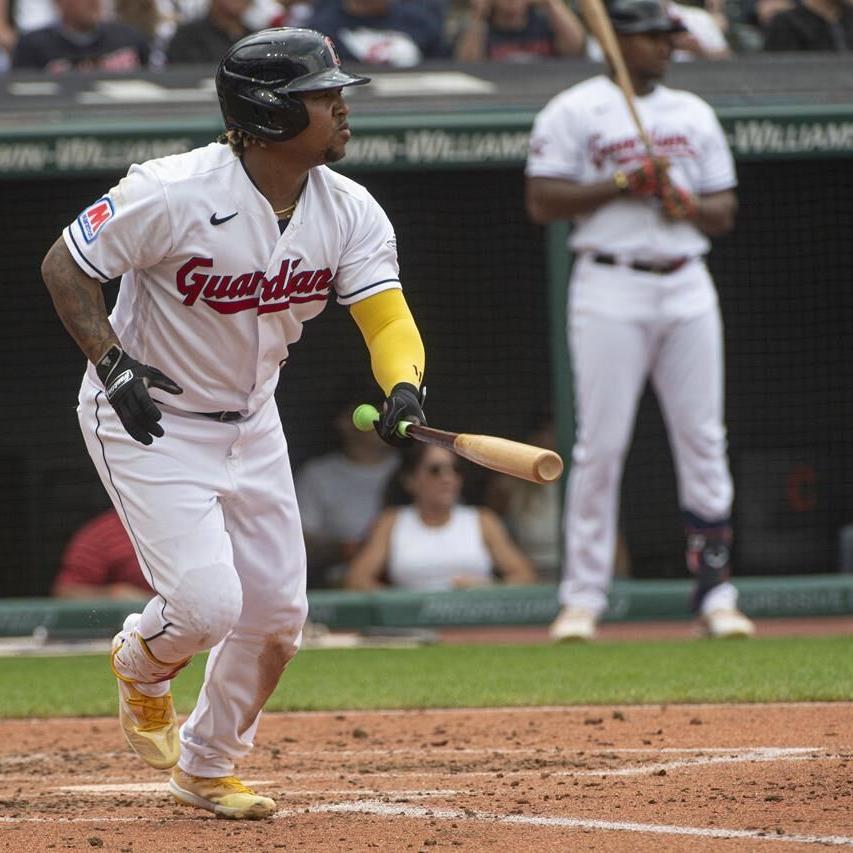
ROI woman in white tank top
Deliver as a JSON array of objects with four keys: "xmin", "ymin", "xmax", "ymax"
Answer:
[{"xmin": 344, "ymin": 444, "xmax": 535, "ymax": 591}]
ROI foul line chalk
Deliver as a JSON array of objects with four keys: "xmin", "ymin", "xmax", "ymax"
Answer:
[{"xmin": 312, "ymin": 800, "xmax": 853, "ymax": 847}]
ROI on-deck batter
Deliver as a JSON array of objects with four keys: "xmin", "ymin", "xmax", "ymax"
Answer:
[
  {"xmin": 525, "ymin": 0, "xmax": 755, "ymax": 641},
  {"xmin": 40, "ymin": 28, "xmax": 427, "ymax": 819}
]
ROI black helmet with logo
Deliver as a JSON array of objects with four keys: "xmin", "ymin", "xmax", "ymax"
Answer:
[
  {"xmin": 607, "ymin": 0, "xmax": 687, "ymax": 34},
  {"xmin": 216, "ymin": 28, "xmax": 370, "ymax": 142}
]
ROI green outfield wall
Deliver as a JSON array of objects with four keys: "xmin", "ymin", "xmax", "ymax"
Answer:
[
  {"xmin": 0, "ymin": 576, "xmax": 851, "ymax": 639},
  {"xmin": 0, "ymin": 105, "xmax": 852, "ymax": 179}
]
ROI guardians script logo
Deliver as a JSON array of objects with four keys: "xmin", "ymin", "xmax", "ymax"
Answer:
[
  {"xmin": 176, "ymin": 257, "xmax": 333, "ymax": 314},
  {"xmin": 588, "ymin": 132, "xmax": 697, "ymax": 169}
]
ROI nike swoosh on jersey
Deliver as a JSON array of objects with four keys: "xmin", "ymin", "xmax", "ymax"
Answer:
[{"xmin": 210, "ymin": 212, "xmax": 239, "ymax": 226}]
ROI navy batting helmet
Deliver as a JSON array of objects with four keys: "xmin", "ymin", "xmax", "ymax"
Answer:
[
  {"xmin": 216, "ymin": 28, "xmax": 370, "ymax": 142},
  {"xmin": 606, "ymin": 0, "xmax": 687, "ymax": 34}
]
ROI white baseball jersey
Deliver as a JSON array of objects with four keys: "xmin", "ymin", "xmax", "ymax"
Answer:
[
  {"xmin": 64, "ymin": 141, "xmax": 401, "ymax": 414},
  {"xmin": 526, "ymin": 75, "xmax": 736, "ymax": 262}
]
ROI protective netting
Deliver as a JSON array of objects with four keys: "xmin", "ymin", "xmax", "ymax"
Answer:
[
  {"xmin": 0, "ymin": 168, "xmax": 549, "ymax": 596},
  {"xmin": 619, "ymin": 158, "xmax": 853, "ymax": 579},
  {"xmin": 1, "ymin": 157, "xmax": 850, "ymax": 596}
]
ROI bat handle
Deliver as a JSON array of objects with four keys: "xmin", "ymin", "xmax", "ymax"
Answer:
[{"xmin": 352, "ymin": 403, "xmax": 411, "ymax": 437}]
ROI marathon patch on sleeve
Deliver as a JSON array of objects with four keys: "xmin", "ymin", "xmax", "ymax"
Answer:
[{"xmin": 77, "ymin": 197, "xmax": 115, "ymax": 243}]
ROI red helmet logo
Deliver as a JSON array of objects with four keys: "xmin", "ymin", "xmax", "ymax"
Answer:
[{"xmin": 324, "ymin": 36, "xmax": 342, "ymax": 67}]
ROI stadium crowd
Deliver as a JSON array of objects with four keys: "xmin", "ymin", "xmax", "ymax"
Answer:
[{"xmin": 0, "ymin": 0, "xmax": 850, "ymax": 74}]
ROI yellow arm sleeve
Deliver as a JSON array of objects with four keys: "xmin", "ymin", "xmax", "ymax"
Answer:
[{"xmin": 350, "ymin": 289, "xmax": 425, "ymax": 395}]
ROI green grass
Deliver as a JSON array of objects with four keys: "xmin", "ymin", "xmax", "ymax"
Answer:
[{"xmin": 0, "ymin": 635, "xmax": 851, "ymax": 718}]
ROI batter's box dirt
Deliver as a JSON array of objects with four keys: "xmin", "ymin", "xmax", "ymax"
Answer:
[{"xmin": 0, "ymin": 704, "xmax": 851, "ymax": 852}]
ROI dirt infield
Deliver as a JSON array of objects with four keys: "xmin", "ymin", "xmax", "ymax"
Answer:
[{"xmin": 1, "ymin": 698, "xmax": 851, "ymax": 852}]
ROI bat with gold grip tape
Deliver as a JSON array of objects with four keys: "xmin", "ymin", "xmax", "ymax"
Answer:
[{"xmin": 353, "ymin": 404, "xmax": 564, "ymax": 485}]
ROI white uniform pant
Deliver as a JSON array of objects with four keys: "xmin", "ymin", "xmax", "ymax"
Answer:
[
  {"xmin": 78, "ymin": 378, "xmax": 308, "ymax": 776},
  {"xmin": 560, "ymin": 295, "xmax": 735, "ymax": 618}
]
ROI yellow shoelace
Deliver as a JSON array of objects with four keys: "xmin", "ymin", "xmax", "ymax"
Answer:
[
  {"xmin": 182, "ymin": 774, "xmax": 255, "ymax": 795},
  {"xmin": 126, "ymin": 692, "xmax": 173, "ymax": 730},
  {"xmin": 217, "ymin": 777, "xmax": 254, "ymax": 794}
]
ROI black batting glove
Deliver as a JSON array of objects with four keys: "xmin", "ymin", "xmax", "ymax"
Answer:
[
  {"xmin": 375, "ymin": 382, "xmax": 426, "ymax": 447},
  {"xmin": 96, "ymin": 345, "xmax": 183, "ymax": 446}
]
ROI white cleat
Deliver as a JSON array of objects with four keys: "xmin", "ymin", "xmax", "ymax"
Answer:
[
  {"xmin": 549, "ymin": 607, "xmax": 597, "ymax": 642},
  {"xmin": 701, "ymin": 608, "xmax": 756, "ymax": 639}
]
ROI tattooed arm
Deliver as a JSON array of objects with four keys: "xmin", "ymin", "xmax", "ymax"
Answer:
[
  {"xmin": 41, "ymin": 237, "xmax": 119, "ymax": 363},
  {"xmin": 41, "ymin": 237, "xmax": 182, "ymax": 445}
]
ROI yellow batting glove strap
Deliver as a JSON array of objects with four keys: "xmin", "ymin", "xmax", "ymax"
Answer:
[{"xmin": 350, "ymin": 289, "xmax": 425, "ymax": 395}]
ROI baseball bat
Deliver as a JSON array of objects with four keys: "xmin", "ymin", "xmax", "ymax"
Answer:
[
  {"xmin": 352, "ymin": 404, "xmax": 564, "ymax": 485},
  {"xmin": 579, "ymin": 0, "xmax": 654, "ymax": 154}
]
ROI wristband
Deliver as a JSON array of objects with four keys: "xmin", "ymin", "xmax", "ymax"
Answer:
[{"xmin": 96, "ymin": 344, "xmax": 124, "ymax": 384}]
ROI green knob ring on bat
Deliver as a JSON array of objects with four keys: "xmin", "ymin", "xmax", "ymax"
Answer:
[{"xmin": 352, "ymin": 403, "xmax": 410, "ymax": 438}]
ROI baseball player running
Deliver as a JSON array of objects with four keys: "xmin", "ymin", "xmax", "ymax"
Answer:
[
  {"xmin": 40, "ymin": 28, "xmax": 426, "ymax": 819},
  {"xmin": 525, "ymin": 0, "xmax": 755, "ymax": 642}
]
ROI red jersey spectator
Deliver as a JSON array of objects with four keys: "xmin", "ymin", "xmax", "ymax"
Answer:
[{"xmin": 52, "ymin": 509, "xmax": 150, "ymax": 600}]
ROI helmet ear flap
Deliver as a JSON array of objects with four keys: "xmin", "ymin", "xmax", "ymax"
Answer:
[
  {"xmin": 219, "ymin": 82, "xmax": 310, "ymax": 142},
  {"xmin": 249, "ymin": 91, "xmax": 310, "ymax": 141}
]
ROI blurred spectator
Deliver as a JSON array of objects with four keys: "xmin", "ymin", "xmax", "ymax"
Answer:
[
  {"xmin": 52, "ymin": 508, "xmax": 151, "ymax": 600},
  {"xmin": 246, "ymin": 0, "xmax": 312, "ymax": 28},
  {"xmin": 295, "ymin": 393, "xmax": 400, "ymax": 589},
  {"xmin": 114, "ymin": 0, "xmax": 168, "ymax": 65},
  {"xmin": 165, "ymin": 0, "xmax": 251, "ymax": 65},
  {"xmin": 307, "ymin": 0, "xmax": 448, "ymax": 66},
  {"xmin": 152, "ymin": 0, "xmax": 207, "ymax": 37},
  {"xmin": 713, "ymin": 0, "xmax": 766, "ymax": 51},
  {"xmin": 763, "ymin": 0, "xmax": 853, "ymax": 49},
  {"xmin": 264, "ymin": 0, "xmax": 315, "ymax": 26},
  {"xmin": 0, "ymin": 1, "xmax": 18, "ymax": 58},
  {"xmin": 743, "ymin": 0, "xmax": 794, "ymax": 29},
  {"xmin": 453, "ymin": 0, "xmax": 585, "ymax": 61},
  {"xmin": 12, "ymin": 0, "xmax": 150, "ymax": 72},
  {"xmin": 114, "ymin": 0, "xmax": 162, "ymax": 38},
  {"xmin": 670, "ymin": 0, "xmax": 732, "ymax": 58},
  {"xmin": 0, "ymin": 0, "xmax": 58, "ymax": 64},
  {"xmin": 482, "ymin": 413, "xmax": 561, "ymax": 581},
  {"xmin": 345, "ymin": 443, "xmax": 536, "ymax": 590}
]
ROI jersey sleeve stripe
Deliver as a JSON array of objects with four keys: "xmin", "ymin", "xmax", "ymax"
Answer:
[
  {"xmin": 336, "ymin": 278, "xmax": 401, "ymax": 304},
  {"xmin": 65, "ymin": 227, "xmax": 111, "ymax": 282}
]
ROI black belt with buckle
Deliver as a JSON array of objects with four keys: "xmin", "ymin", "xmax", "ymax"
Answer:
[
  {"xmin": 197, "ymin": 410, "xmax": 243, "ymax": 422},
  {"xmin": 592, "ymin": 253, "xmax": 689, "ymax": 275}
]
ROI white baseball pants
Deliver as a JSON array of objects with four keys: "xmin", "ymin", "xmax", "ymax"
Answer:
[
  {"xmin": 560, "ymin": 284, "xmax": 735, "ymax": 618},
  {"xmin": 78, "ymin": 378, "xmax": 308, "ymax": 776}
]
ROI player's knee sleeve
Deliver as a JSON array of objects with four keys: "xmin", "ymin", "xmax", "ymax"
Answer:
[{"xmin": 684, "ymin": 511, "xmax": 732, "ymax": 613}]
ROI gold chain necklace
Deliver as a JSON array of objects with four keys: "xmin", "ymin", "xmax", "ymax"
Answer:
[{"xmin": 273, "ymin": 200, "xmax": 298, "ymax": 219}]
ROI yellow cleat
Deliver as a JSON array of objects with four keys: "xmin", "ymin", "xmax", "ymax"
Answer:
[
  {"xmin": 169, "ymin": 767, "xmax": 277, "ymax": 820},
  {"xmin": 111, "ymin": 615, "xmax": 180, "ymax": 770}
]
